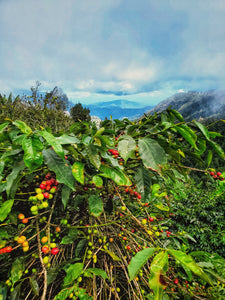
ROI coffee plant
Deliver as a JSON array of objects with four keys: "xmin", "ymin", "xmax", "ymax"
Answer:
[{"xmin": 0, "ymin": 109, "xmax": 225, "ymax": 299}]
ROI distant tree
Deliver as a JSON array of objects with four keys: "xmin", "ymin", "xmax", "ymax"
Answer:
[
  {"xmin": 70, "ymin": 103, "xmax": 91, "ymax": 122},
  {"xmin": 45, "ymin": 86, "xmax": 69, "ymax": 111}
]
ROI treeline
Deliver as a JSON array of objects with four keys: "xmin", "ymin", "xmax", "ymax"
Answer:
[{"xmin": 0, "ymin": 82, "xmax": 91, "ymax": 133}]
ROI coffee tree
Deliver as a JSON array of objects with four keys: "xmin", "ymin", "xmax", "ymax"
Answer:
[{"xmin": 0, "ymin": 109, "xmax": 225, "ymax": 299}]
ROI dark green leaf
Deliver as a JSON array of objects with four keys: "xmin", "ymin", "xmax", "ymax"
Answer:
[
  {"xmin": 11, "ymin": 258, "xmax": 24, "ymax": 285},
  {"xmin": 56, "ymin": 134, "xmax": 80, "ymax": 145},
  {"xmin": 43, "ymin": 149, "xmax": 75, "ymax": 190},
  {"xmin": 193, "ymin": 121, "xmax": 210, "ymax": 141},
  {"xmin": 138, "ymin": 137, "xmax": 167, "ymax": 172},
  {"xmin": 22, "ymin": 136, "xmax": 43, "ymax": 170},
  {"xmin": 0, "ymin": 122, "xmax": 9, "ymax": 133},
  {"xmin": 208, "ymin": 140, "xmax": 225, "ymax": 159},
  {"xmin": 61, "ymin": 228, "xmax": 78, "ymax": 244},
  {"xmin": 63, "ymin": 263, "xmax": 84, "ymax": 286},
  {"xmin": 118, "ymin": 135, "xmax": 136, "ymax": 163},
  {"xmin": 87, "ymin": 144, "xmax": 101, "ymax": 169},
  {"xmin": 100, "ymin": 164, "xmax": 132, "ymax": 186},
  {"xmin": 128, "ymin": 248, "xmax": 155, "ymax": 281},
  {"xmin": 168, "ymin": 249, "xmax": 211, "ymax": 284},
  {"xmin": 6, "ymin": 160, "xmax": 25, "ymax": 198},
  {"xmin": 0, "ymin": 200, "xmax": 14, "ymax": 222},
  {"xmin": 88, "ymin": 195, "xmax": 103, "ymax": 217},
  {"xmin": 174, "ymin": 125, "xmax": 197, "ymax": 149},
  {"xmin": 29, "ymin": 277, "xmax": 39, "ymax": 296},
  {"xmin": 91, "ymin": 175, "xmax": 103, "ymax": 188},
  {"xmin": 39, "ymin": 130, "xmax": 64, "ymax": 159},
  {"xmin": 85, "ymin": 268, "xmax": 109, "ymax": 280},
  {"xmin": 61, "ymin": 185, "xmax": 72, "ymax": 208}
]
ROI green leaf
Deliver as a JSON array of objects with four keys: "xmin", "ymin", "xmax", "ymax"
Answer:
[
  {"xmin": 39, "ymin": 130, "xmax": 64, "ymax": 159},
  {"xmin": 174, "ymin": 124, "xmax": 197, "ymax": 149},
  {"xmin": 61, "ymin": 185, "xmax": 72, "ymax": 208},
  {"xmin": 100, "ymin": 164, "xmax": 132, "ymax": 186},
  {"xmin": 91, "ymin": 175, "xmax": 103, "ymax": 188},
  {"xmin": 94, "ymin": 127, "xmax": 105, "ymax": 137},
  {"xmin": 47, "ymin": 267, "xmax": 59, "ymax": 285},
  {"xmin": 169, "ymin": 109, "xmax": 184, "ymax": 122},
  {"xmin": 6, "ymin": 160, "xmax": 25, "ymax": 198},
  {"xmin": 128, "ymin": 248, "xmax": 155, "ymax": 281},
  {"xmin": 168, "ymin": 249, "xmax": 211, "ymax": 284},
  {"xmin": 63, "ymin": 262, "xmax": 84, "ymax": 286},
  {"xmin": 138, "ymin": 137, "xmax": 167, "ymax": 172},
  {"xmin": 154, "ymin": 204, "xmax": 169, "ymax": 211},
  {"xmin": 118, "ymin": 135, "xmax": 136, "ymax": 163},
  {"xmin": 101, "ymin": 249, "xmax": 121, "ymax": 261},
  {"xmin": 193, "ymin": 121, "xmax": 210, "ymax": 141},
  {"xmin": 11, "ymin": 257, "xmax": 24, "ymax": 285},
  {"xmin": 0, "ymin": 122, "xmax": 9, "ymax": 133},
  {"xmin": 13, "ymin": 120, "xmax": 32, "ymax": 134},
  {"xmin": 29, "ymin": 277, "xmax": 39, "ymax": 296},
  {"xmin": 85, "ymin": 268, "xmax": 109, "ymax": 280},
  {"xmin": 134, "ymin": 166, "xmax": 152, "ymax": 200},
  {"xmin": 0, "ymin": 200, "xmax": 14, "ymax": 222},
  {"xmin": 56, "ymin": 134, "xmax": 80, "ymax": 145},
  {"xmin": 87, "ymin": 144, "xmax": 101, "ymax": 169},
  {"xmin": 207, "ymin": 150, "xmax": 213, "ymax": 167},
  {"xmin": 22, "ymin": 136, "xmax": 43, "ymax": 170},
  {"xmin": 88, "ymin": 195, "xmax": 103, "ymax": 217},
  {"xmin": 148, "ymin": 251, "xmax": 168, "ymax": 300},
  {"xmin": 43, "ymin": 149, "xmax": 75, "ymax": 190},
  {"xmin": 61, "ymin": 228, "xmax": 78, "ymax": 244},
  {"xmin": 72, "ymin": 161, "xmax": 85, "ymax": 184},
  {"xmin": 0, "ymin": 283, "xmax": 7, "ymax": 300},
  {"xmin": 208, "ymin": 140, "xmax": 225, "ymax": 159}
]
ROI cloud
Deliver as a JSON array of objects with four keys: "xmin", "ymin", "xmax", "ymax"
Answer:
[{"xmin": 0, "ymin": 0, "xmax": 224, "ymax": 106}]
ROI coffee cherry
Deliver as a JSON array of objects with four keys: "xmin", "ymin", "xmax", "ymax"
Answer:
[
  {"xmin": 55, "ymin": 226, "xmax": 61, "ymax": 233},
  {"xmin": 41, "ymin": 236, "xmax": 48, "ymax": 244},
  {"xmin": 39, "ymin": 183, "xmax": 46, "ymax": 190},
  {"xmin": 22, "ymin": 218, "xmax": 29, "ymax": 224},
  {"xmin": 51, "ymin": 247, "xmax": 59, "ymax": 255},
  {"xmin": 42, "ymin": 246, "xmax": 49, "ymax": 254},
  {"xmin": 18, "ymin": 213, "xmax": 25, "ymax": 220},
  {"xmin": 43, "ymin": 192, "xmax": 50, "ymax": 199},
  {"xmin": 149, "ymin": 217, "xmax": 154, "ymax": 222},
  {"xmin": 174, "ymin": 279, "xmax": 179, "ymax": 285}
]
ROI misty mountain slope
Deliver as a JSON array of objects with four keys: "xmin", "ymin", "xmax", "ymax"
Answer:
[
  {"xmin": 148, "ymin": 90, "xmax": 225, "ymax": 122},
  {"xmin": 86, "ymin": 100, "xmax": 153, "ymax": 120}
]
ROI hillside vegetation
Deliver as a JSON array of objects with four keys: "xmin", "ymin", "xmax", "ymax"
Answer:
[{"xmin": 0, "ymin": 88, "xmax": 225, "ymax": 300}]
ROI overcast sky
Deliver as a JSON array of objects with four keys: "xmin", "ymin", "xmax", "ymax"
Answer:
[{"xmin": 0, "ymin": 0, "xmax": 225, "ymax": 106}]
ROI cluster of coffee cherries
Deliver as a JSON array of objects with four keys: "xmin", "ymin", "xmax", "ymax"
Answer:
[
  {"xmin": 124, "ymin": 186, "xmax": 142, "ymax": 200},
  {"xmin": 108, "ymin": 148, "xmax": 124, "ymax": 166},
  {"xmin": 209, "ymin": 171, "xmax": 224, "ymax": 181},
  {"xmin": 0, "ymin": 246, "xmax": 12, "ymax": 254},
  {"xmin": 29, "ymin": 174, "xmax": 59, "ymax": 215}
]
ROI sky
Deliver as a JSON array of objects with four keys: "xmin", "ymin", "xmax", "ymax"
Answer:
[{"xmin": 0, "ymin": 0, "xmax": 225, "ymax": 107}]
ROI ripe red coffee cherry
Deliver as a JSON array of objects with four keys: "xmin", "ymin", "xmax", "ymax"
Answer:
[
  {"xmin": 43, "ymin": 192, "xmax": 50, "ymax": 199},
  {"xmin": 51, "ymin": 247, "xmax": 59, "ymax": 255},
  {"xmin": 174, "ymin": 279, "xmax": 179, "ymax": 285},
  {"xmin": 217, "ymin": 172, "xmax": 222, "ymax": 176},
  {"xmin": 22, "ymin": 218, "xmax": 29, "ymax": 224},
  {"xmin": 39, "ymin": 183, "xmax": 46, "ymax": 190}
]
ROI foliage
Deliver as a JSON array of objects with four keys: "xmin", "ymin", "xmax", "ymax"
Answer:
[
  {"xmin": 70, "ymin": 103, "xmax": 91, "ymax": 123},
  {"xmin": 0, "ymin": 107, "xmax": 225, "ymax": 299},
  {"xmin": 0, "ymin": 84, "xmax": 73, "ymax": 133},
  {"xmin": 168, "ymin": 178, "xmax": 225, "ymax": 257}
]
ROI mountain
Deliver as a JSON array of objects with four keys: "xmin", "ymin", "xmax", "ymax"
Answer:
[
  {"xmin": 85, "ymin": 100, "xmax": 153, "ymax": 120},
  {"xmin": 147, "ymin": 90, "xmax": 225, "ymax": 122}
]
